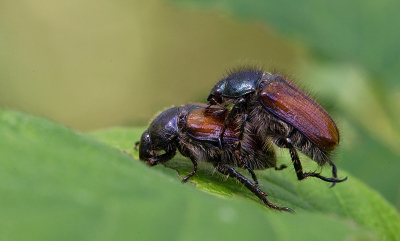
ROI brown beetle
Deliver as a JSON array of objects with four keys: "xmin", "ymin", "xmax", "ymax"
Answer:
[
  {"xmin": 207, "ymin": 69, "xmax": 347, "ymax": 186},
  {"xmin": 138, "ymin": 104, "xmax": 291, "ymax": 212}
]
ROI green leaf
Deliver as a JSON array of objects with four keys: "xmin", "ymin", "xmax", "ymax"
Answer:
[
  {"xmin": 0, "ymin": 109, "xmax": 397, "ymax": 240},
  {"xmin": 91, "ymin": 126, "xmax": 400, "ymax": 240},
  {"xmin": 0, "ymin": 110, "xmax": 388, "ymax": 240}
]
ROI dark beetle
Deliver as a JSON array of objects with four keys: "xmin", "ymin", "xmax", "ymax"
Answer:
[
  {"xmin": 139, "ymin": 104, "xmax": 291, "ymax": 212},
  {"xmin": 207, "ymin": 69, "xmax": 347, "ymax": 186}
]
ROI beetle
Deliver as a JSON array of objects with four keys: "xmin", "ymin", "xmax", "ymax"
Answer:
[
  {"xmin": 207, "ymin": 68, "xmax": 347, "ymax": 187},
  {"xmin": 138, "ymin": 104, "xmax": 291, "ymax": 212}
]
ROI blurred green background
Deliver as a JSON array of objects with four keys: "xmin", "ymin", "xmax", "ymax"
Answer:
[{"xmin": 1, "ymin": 0, "xmax": 399, "ymax": 213}]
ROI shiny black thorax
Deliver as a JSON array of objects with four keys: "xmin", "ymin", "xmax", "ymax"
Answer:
[{"xmin": 207, "ymin": 69, "xmax": 263, "ymax": 101}]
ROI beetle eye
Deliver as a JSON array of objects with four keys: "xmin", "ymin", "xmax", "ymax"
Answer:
[{"xmin": 215, "ymin": 88, "xmax": 223, "ymax": 96}]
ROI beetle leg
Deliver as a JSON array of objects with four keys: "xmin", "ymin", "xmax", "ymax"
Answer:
[
  {"xmin": 283, "ymin": 137, "xmax": 347, "ymax": 186},
  {"xmin": 182, "ymin": 157, "xmax": 198, "ymax": 183},
  {"xmin": 207, "ymin": 98, "xmax": 227, "ymax": 116},
  {"xmin": 234, "ymin": 113, "xmax": 259, "ymax": 185},
  {"xmin": 286, "ymin": 141, "xmax": 306, "ymax": 181},
  {"xmin": 214, "ymin": 163, "xmax": 294, "ymax": 212},
  {"xmin": 217, "ymin": 98, "xmax": 247, "ymax": 149},
  {"xmin": 274, "ymin": 136, "xmax": 305, "ymax": 180},
  {"xmin": 235, "ymin": 149, "xmax": 258, "ymax": 185},
  {"xmin": 133, "ymin": 141, "xmax": 140, "ymax": 151},
  {"xmin": 146, "ymin": 148, "xmax": 177, "ymax": 166},
  {"xmin": 303, "ymin": 164, "xmax": 348, "ymax": 188},
  {"xmin": 330, "ymin": 164, "xmax": 348, "ymax": 187},
  {"xmin": 303, "ymin": 171, "xmax": 348, "ymax": 187}
]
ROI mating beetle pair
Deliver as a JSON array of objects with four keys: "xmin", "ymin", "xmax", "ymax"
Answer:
[{"xmin": 138, "ymin": 68, "xmax": 347, "ymax": 212}]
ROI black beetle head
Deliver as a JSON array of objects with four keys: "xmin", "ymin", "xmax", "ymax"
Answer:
[
  {"xmin": 207, "ymin": 69, "xmax": 263, "ymax": 102},
  {"xmin": 138, "ymin": 130, "xmax": 154, "ymax": 162},
  {"xmin": 138, "ymin": 104, "xmax": 203, "ymax": 165}
]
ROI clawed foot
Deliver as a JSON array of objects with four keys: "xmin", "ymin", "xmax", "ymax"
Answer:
[
  {"xmin": 304, "ymin": 172, "xmax": 348, "ymax": 188},
  {"xmin": 262, "ymin": 198, "xmax": 294, "ymax": 213},
  {"xmin": 258, "ymin": 187, "xmax": 293, "ymax": 213},
  {"xmin": 181, "ymin": 174, "xmax": 192, "ymax": 183}
]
